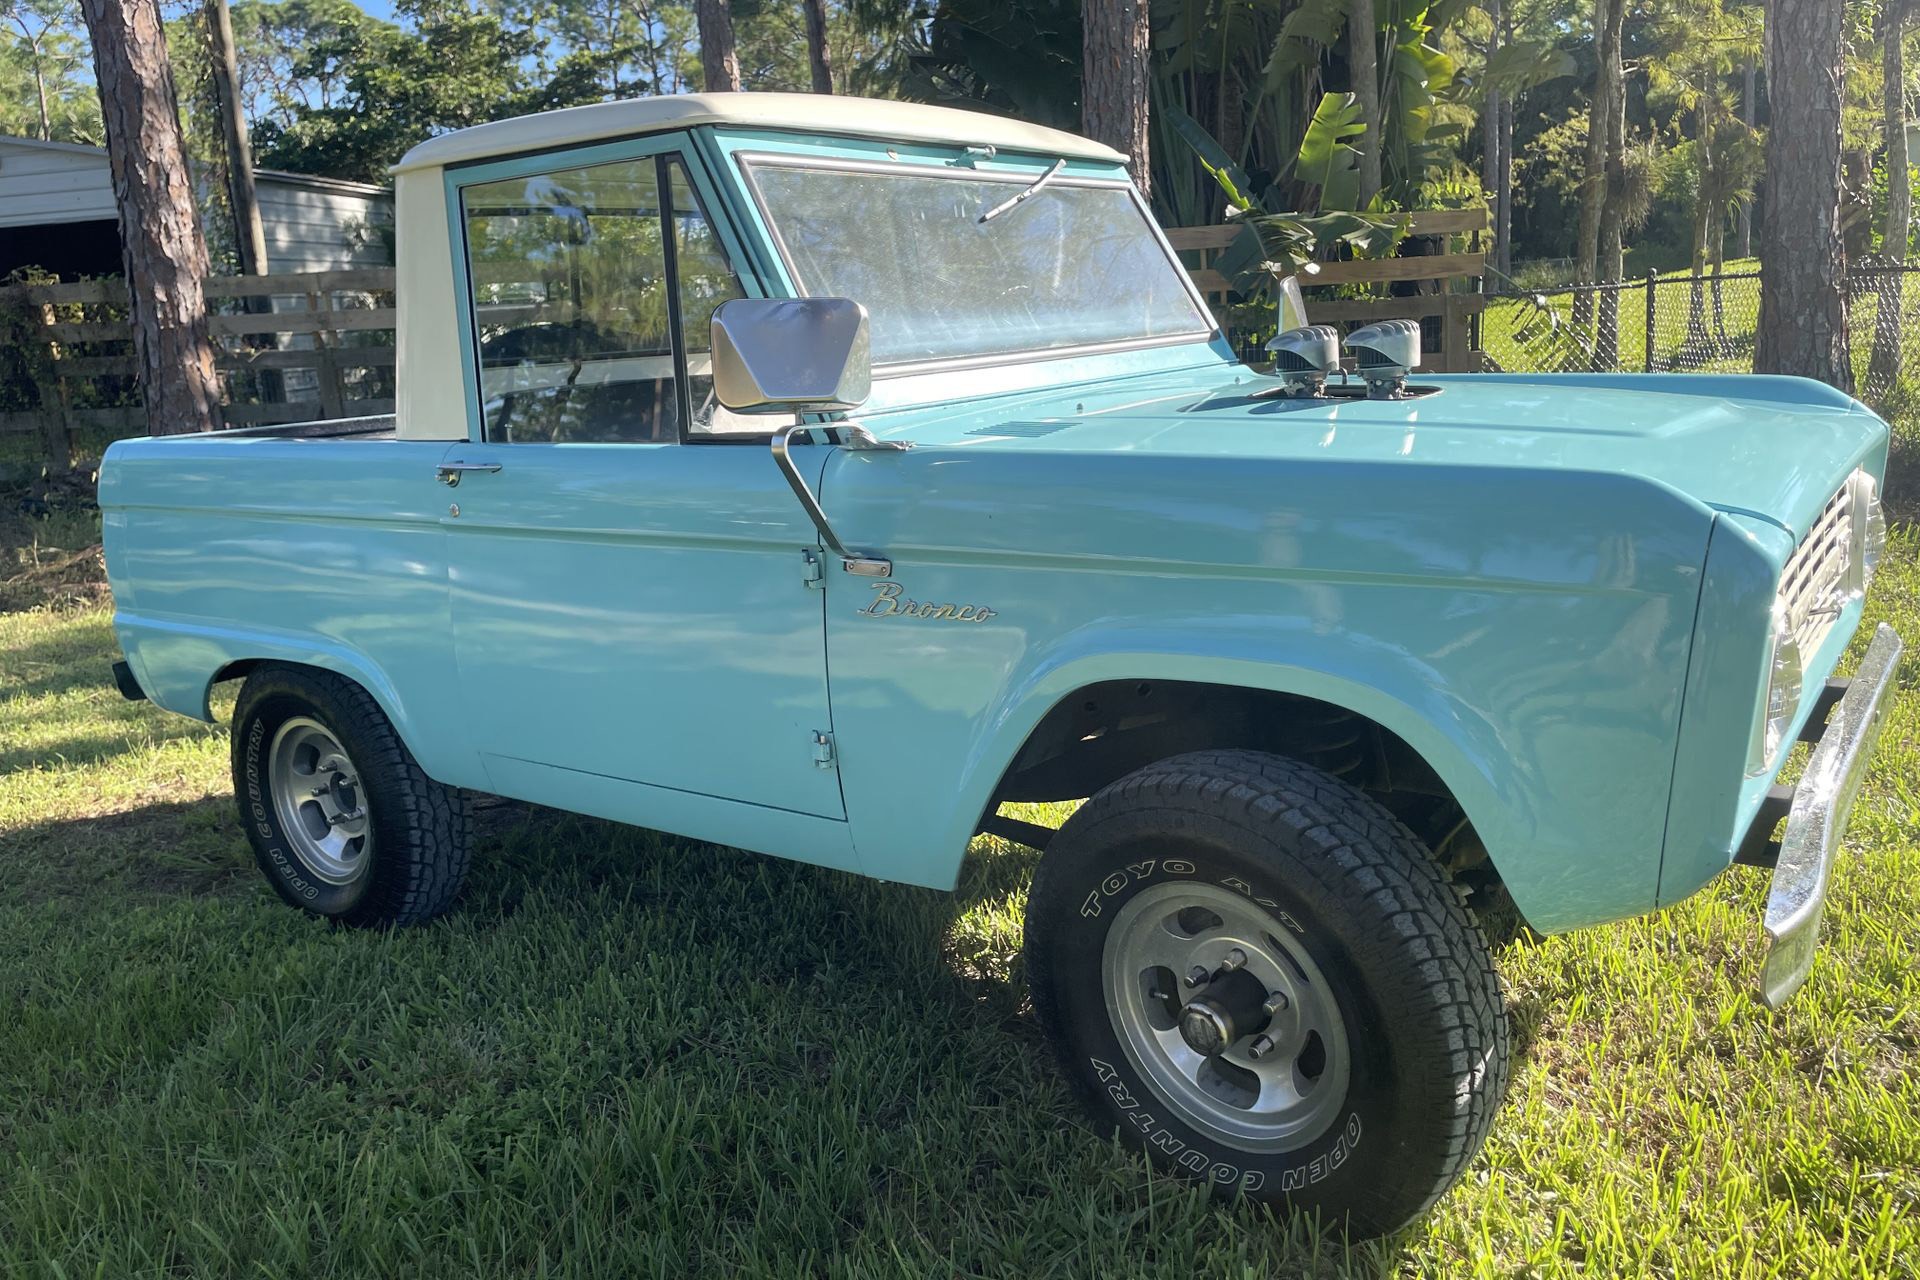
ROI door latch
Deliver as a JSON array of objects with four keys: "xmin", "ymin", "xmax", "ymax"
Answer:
[{"xmin": 436, "ymin": 460, "xmax": 503, "ymax": 487}]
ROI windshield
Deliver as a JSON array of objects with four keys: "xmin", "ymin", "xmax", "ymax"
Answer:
[{"xmin": 743, "ymin": 159, "xmax": 1213, "ymax": 367}]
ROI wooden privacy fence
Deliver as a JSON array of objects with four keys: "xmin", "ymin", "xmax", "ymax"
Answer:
[
  {"xmin": 3, "ymin": 213, "xmax": 1488, "ymax": 453},
  {"xmin": 0, "ymin": 268, "xmax": 396, "ymax": 447},
  {"xmin": 1165, "ymin": 208, "xmax": 1490, "ymax": 372}
]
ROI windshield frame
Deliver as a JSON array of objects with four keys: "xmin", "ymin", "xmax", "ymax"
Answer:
[{"xmin": 733, "ymin": 150, "xmax": 1220, "ymax": 377}]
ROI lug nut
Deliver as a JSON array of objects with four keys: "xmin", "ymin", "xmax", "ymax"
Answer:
[
  {"xmin": 1184, "ymin": 966, "xmax": 1210, "ymax": 989},
  {"xmin": 1263, "ymin": 991, "xmax": 1290, "ymax": 1017},
  {"xmin": 1248, "ymin": 1034, "xmax": 1276, "ymax": 1060},
  {"xmin": 1220, "ymin": 948, "xmax": 1247, "ymax": 973}
]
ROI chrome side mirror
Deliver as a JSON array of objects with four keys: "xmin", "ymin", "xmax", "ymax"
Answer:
[
  {"xmin": 716, "ymin": 297, "xmax": 905, "ymax": 577},
  {"xmin": 710, "ymin": 297, "xmax": 872, "ymax": 413}
]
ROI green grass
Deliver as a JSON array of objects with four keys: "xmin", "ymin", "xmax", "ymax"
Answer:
[
  {"xmin": 2, "ymin": 529, "xmax": 1918, "ymax": 1276},
  {"xmin": 1480, "ymin": 261, "xmax": 1920, "ymax": 402}
]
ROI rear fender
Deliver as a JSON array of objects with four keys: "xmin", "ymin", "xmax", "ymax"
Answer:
[{"xmin": 114, "ymin": 611, "xmax": 488, "ymax": 791}]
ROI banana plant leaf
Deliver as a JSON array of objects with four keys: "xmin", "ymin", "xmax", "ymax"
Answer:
[{"xmin": 1295, "ymin": 92, "xmax": 1366, "ymax": 211}]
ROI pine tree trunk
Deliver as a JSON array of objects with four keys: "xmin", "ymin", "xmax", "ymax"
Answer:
[
  {"xmin": 1596, "ymin": 11, "xmax": 1625, "ymax": 367},
  {"xmin": 802, "ymin": 0, "xmax": 833, "ymax": 94},
  {"xmin": 1482, "ymin": 0, "xmax": 1501, "ymax": 270},
  {"xmin": 77, "ymin": 0, "xmax": 223, "ymax": 437},
  {"xmin": 1497, "ymin": 96, "xmax": 1514, "ymax": 277},
  {"xmin": 1754, "ymin": 0, "xmax": 1853, "ymax": 390},
  {"xmin": 25, "ymin": 33, "xmax": 54, "ymax": 140},
  {"xmin": 1685, "ymin": 96, "xmax": 1711, "ymax": 355},
  {"xmin": 1574, "ymin": 0, "xmax": 1613, "ymax": 330},
  {"xmin": 1737, "ymin": 60, "xmax": 1756, "ymax": 258},
  {"xmin": 1871, "ymin": 1, "xmax": 1910, "ymax": 391},
  {"xmin": 1081, "ymin": 0, "xmax": 1151, "ymax": 198},
  {"xmin": 695, "ymin": 0, "xmax": 740, "ymax": 93},
  {"xmin": 1349, "ymin": 0, "xmax": 1383, "ymax": 204}
]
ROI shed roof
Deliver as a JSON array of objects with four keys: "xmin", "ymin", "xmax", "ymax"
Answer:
[
  {"xmin": 0, "ymin": 133, "xmax": 391, "ymax": 198},
  {"xmin": 392, "ymin": 93, "xmax": 1127, "ymax": 174}
]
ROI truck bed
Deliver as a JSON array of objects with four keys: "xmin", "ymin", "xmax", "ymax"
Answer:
[{"xmin": 221, "ymin": 414, "xmax": 398, "ymax": 441}]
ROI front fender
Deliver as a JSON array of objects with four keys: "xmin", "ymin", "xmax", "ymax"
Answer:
[
  {"xmin": 957, "ymin": 627, "xmax": 1522, "ymax": 874},
  {"xmin": 830, "ymin": 571, "xmax": 1697, "ymax": 934}
]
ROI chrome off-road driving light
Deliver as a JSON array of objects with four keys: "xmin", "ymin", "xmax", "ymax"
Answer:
[
  {"xmin": 1343, "ymin": 319, "xmax": 1422, "ymax": 399},
  {"xmin": 1265, "ymin": 325, "xmax": 1340, "ymax": 397}
]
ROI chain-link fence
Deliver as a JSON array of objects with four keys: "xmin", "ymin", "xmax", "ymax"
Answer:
[{"xmin": 1479, "ymin": 261, "xmax": 1920, "ymax": 409}]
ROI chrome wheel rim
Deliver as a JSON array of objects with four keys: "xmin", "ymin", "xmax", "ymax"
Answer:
[
  {"xmin": 267, "ymin": 717, "xmax": 372, "ymax": 885},
  {"xmin": 1101, "ymin": 881, "xmax": 1351, "ymax": 1152}
]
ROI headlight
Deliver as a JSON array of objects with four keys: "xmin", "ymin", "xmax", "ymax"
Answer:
[
  {"xmin": 1848, "ymin": 468, "xmax": 1887, "ymax": 596},
  {"xmin": 1749, "ymin": 603, "xmax": 1804, "ymax": 777},
  {"xmin": 1862, "ymin": 475, "xmax": 1887, "ymax": 581}
]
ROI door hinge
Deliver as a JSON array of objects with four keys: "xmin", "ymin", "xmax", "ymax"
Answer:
[
  {"xmin": 801, "ymin": 548, "xmax": 824, "ymax": 589},
  {"xmin": 811, "ymin": 730, "xmax": 837, "ymax": 769}
]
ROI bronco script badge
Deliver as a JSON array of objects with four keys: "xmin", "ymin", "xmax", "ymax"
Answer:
[{"xmin": 856, "ymin": 581, "xmax": 997, "ymax": 623}]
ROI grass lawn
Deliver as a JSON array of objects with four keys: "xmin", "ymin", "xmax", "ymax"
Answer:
[
  {"xmin": 1479, "ymin": 260, "xmax": 1920, "ymax": 401},
  {"xmin": 1, "ymin": 479, "xmax": 1917, "ymax": 1276}
]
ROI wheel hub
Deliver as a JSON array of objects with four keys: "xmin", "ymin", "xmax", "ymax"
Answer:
[
  {"xmin": 1101, "ymin": 881, "xmax": 1351, "ymax": 1152},
  {"xmin": 1177, "ymin": 967, "xmax": 1270, "ymax": 1057},
  {"xmin": 267, "ymin": 717, "xmax": 373, "ymax": 885}
]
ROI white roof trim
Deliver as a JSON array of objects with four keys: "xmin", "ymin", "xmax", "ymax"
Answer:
[
  {"xmin": 255, "ymin": 169, "xmax": 392, "ymax": 198},
  {"xmin": 391, "ymin": 92, "xmax": 1127, "ymax": 174},
  {"xmin": 0, "ymin": 132, "xmax": 108, "ymax": 157}
]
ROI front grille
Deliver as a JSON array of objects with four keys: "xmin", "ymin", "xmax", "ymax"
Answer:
[{"xmin": 1779, "ymin": 482, "xmax": 1854, "ymax": 657}]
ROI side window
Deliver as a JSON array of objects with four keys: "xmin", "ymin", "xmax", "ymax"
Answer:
[
  {"xmin": 462, "ymin": 156, "xmax": 684, "ymax": 443},
  {"xmin": 665, "ymin": 158, "xmax": 751, "ymax": 435}
]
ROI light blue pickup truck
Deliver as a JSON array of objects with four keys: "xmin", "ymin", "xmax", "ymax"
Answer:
[{"xmin": 100, "ymin": 93, "xmax": 1901, "ymax": 1235}]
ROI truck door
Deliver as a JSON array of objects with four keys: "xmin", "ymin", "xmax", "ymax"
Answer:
[{"xmin": 438, "ymin": 140, "xmax": 845, "ymax": 821}]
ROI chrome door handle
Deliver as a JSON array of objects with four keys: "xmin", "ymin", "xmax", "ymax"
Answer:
[{"xmin": 436, "ymin": 461, "xmax": 502, "ymax": 487}]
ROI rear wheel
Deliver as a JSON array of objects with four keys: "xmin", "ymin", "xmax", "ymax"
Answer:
[
  {"xmin": 232, "ymin": 666, "xmax": 471, "ymax": 925},
  {"xmin": 1024, "ymin": 750, "xmax": 1508, "ymax": 1237}
]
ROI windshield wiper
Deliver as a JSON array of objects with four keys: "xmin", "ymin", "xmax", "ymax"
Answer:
[{"xmin": 977, "ymin": 158, "xmax": 1067, "ymax": 224}]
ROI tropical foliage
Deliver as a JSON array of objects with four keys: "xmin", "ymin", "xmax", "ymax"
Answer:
[{"xmin": 0, "ymin": 0, "xmax": 1912, "ymax": 285}]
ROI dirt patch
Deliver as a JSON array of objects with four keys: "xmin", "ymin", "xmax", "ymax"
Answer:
[
  {"xmin": 0, "ymin": 544, "xmax": 107, "ymax": 613},
  {"xmin": 0, "ymin": 500, "xmax": 107, "ymax": 613}
]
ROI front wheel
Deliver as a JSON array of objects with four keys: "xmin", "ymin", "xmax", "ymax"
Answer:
[{"xmin": 1024, "ymin": 750, "xmax": 1509, "ymax": 1237}]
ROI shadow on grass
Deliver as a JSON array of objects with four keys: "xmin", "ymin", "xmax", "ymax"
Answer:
[
  {"xmin": 0, "ymin": 718, "xmax": 224, "ymax": 778},
  {"xmin": 0, "ymin": 611, "xmax": 123, "ymax": 703},
  {"xmin": 0, "ymin": 793, "xmax": 253, "ymax": 904},
  {"xmin": 3, "ymin": 786, "xmax": 1454, "ymax": 1267}
]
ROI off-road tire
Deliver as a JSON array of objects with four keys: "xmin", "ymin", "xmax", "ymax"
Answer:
[
  {"xmin": 1025, "ymin": 749, "xmax": 1508, "ymax": 1237},
  {"xmin": 232, "ymin": 665, "xmax": 472, "ymax": 925}
]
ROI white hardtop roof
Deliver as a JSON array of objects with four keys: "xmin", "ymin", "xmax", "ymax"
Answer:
[{"xmin": 392, "ymin": 93, "xmax": 1128, "ymax": 174}]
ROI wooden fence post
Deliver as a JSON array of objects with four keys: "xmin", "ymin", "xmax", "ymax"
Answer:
[
  {"xmin": 306, "ymin": 279, "xmax": 346, "ymax": 420},
  {"xmin": 1643, "ymin": 270, "xmax": 1658, "ymax": 372},
  {"xmin": 34, "ymin": 299, "xmax": 74, "ymax": 475}
]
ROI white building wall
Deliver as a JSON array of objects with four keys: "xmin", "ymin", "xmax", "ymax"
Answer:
[
  {"xmin": 254, "ymin": 177, "xmax": 394, "ymax": 273},
  {"xmin": 0, "ymin": 137, "xmax": 117, "ymax": 228},
  {"xmin": 0, "ymin": 135, "xmax": 394, "ymax": 270}
]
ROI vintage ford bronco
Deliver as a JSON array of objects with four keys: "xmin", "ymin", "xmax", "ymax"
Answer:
[{"xmin": 100, "ymin": 94, "xmax": 1901, "ymax": 1235}]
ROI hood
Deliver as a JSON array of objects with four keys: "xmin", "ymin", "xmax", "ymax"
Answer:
[{"xmin": 869, "ymin": 367, "xmax": 1887, "ymax": 540}]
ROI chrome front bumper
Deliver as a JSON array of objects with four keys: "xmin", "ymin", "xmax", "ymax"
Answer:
[{"xmin": 1759, "ymin": 623, "xmax": 1904, "ymax": 1008}]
